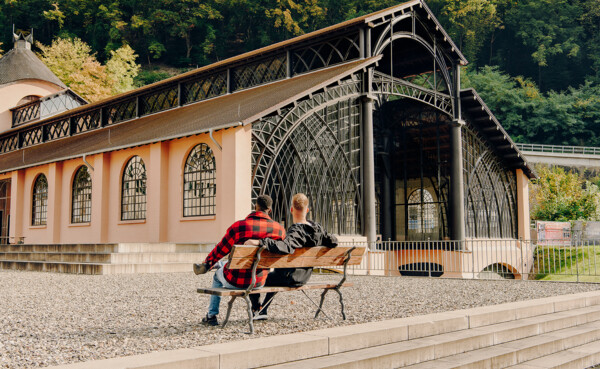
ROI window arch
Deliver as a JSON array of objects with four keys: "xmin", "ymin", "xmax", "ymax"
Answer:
[
  {"xmin": 32, "ymin": 174, "xmax": 48, "ymax": 226},
  {"xmin": 183, "ymin": 143, "xmax": 216, "ymax": 216},
  {"xmin": 72, "ymin": 166, "xmax": 92, "ymax": 223},
  {"xmin": 407, "ymin": 189, "xmax": 437, "ymax": 233},
  {"xmin": 121, "ymin": 156, "xmax": 147, "ymax": 220}
]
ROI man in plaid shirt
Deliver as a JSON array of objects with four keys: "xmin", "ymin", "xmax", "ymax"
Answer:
[{"xmin": 193, "ymin": 194, "xmax": 285, "ymax": 326}]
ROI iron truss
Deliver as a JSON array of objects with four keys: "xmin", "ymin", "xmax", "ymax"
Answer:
[
  {"xmin": 462, "ymin": 122, "xmax": 517, "ymax": 239},
  {"xmin": 251, "ymin": 76, "xmax": 362, "ymax": 234},
  {"xmin": 372, "ymin": 71, "xmax": 453, "ymax": 115}
]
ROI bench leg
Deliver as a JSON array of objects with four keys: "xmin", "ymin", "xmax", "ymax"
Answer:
[
  {"xmin": 222, "ymin": 296, "xmax": 237, "ymax": 329},
  {"xmin": 243, "ymin": 295, "xmax": 255, "ymax": 334},
  {"xmin": 314, "ymin": 289, "xmax": 329, "ymax": 319},
  {"xmin": 334, "ymin": 288, "xmax": 346, "ymax": 320}
]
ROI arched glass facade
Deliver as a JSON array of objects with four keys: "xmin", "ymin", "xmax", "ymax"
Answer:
[
  {"xmin": 32, "ymin": 174, "xmax": 48, "ymax": 226},
  {"xmin": 121, "ymin": 156, "xmax": 147, "ymax": 221},
  {"xmin": 72, "ymin": 166, "xmax": 92, "ymax": 223},
  {"xmin": 183, "ymin": 143, "xmax": 216, "ymax": 217}
]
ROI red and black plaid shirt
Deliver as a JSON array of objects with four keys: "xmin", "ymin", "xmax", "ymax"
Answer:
[{"xmin": 203, "ymin": 211, "xmax": 285, "ymax": 288}]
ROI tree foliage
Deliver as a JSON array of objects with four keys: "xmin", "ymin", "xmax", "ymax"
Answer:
[
  {"xmin": 37, "ymin": 37, "xmax": 140, "ymax": 101},
  {"xmin": 1, "ymin": 0, "xmax": 600, "ymax": 144},
  {"xmin": 531, "ymin": 166, "xmax": 600, "ymax": 221}
]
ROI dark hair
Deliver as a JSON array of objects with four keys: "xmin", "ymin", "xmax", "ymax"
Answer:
[{"xmin": 256, "ymin": 194, "xmax": 273, "ymax": 212}]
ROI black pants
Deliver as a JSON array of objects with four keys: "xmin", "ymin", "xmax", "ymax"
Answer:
[{"xmin": 249, "ymin": 271, "xmax": 304, "ymax": 313}]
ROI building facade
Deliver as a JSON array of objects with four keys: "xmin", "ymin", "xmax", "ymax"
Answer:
[{"xmin": 0, "ymin": 1, "xmax": 533, "ymax": 261}]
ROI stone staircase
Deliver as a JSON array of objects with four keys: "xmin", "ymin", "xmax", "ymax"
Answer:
[
  {"xmin": 258, "ymin": 292, "xmax": 600, "ymax": 369},
  {"xmin": 0, "ymin": 243, "xmax": 212, "ymax": 274},
  {"xmin": 47, "ymin": 290, "xmax": 600, "ymax": 369}
]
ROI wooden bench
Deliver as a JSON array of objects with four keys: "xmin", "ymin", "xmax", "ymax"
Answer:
[{"xmin": 197, "ymin": 244, "xmax": 366, "ymax": 333}]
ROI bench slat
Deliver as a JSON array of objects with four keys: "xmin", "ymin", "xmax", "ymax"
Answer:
[
  {"xmin": 197, "ymin": 282, "xmax": 354, "ymax": 296},
  {"xmin": 227, "ymin": 245, "xmax": 366, "ymax": 270}
]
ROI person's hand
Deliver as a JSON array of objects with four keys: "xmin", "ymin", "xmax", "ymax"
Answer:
[
  {"xmin": 244, "ymin": 239, "xmax": 260, "ymax": 246},
  {"xmin": 193, "ymin": 263, "xmax": 208, "ymax": 275}
]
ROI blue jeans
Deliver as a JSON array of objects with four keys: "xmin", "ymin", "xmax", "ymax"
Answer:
[
  {"xmin": 207, "ymin": 261, "xmax": 241, "ymax": 317},
  {"xmin": 207, "ymin": 260, "xmax": 263, "ymax": 317}
]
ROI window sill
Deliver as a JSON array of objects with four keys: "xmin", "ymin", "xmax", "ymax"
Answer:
[
  {"xmin": 69, "ymin": 222, "xmax": 91, "ymax": 228},
  {"xmin": 118, "ymin": 219, "xmax": 146, "ymax": 225},
  {"xmin": 180, "ymin": 215, "xmax": 216, "ymax": 222},
  {"xmin": 29, "ymin": 225, "xmax": 47, "ymax": 229}
]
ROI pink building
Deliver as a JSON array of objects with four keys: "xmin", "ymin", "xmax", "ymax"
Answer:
[{"xmin": 0, "ymin": 1, "xmax": 534, "ymax": 277}]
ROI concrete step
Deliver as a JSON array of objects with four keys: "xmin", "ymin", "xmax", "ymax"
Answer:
[
  {"xmin": 0, "ymin": 252, "xmax": 207, "ymax": 264},
  {"xmin": 0, "ymin": 260, "xmax": 197, "ymax": 274},
  {"xmin": 0, "ymin": 242, "xmax": 215, "ymax": 254},
  {"xmin": 258, "ymin": 305, "xmax": 600, "ymax": 369},
  {"xmin": 507, "ymin": 340, "xmax": 600, "ymax": 369},
  {"xmin": 403, "ymin": 322, "xmax": 600, "ymax": 369}
]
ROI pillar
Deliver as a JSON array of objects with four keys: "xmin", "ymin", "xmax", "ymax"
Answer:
[
  {"xmin": 91, "ymin": 153, "xmax": 111, "ymax": 242},
  {"xmin": 449, "ymin": 121, "xmax": 465, "ymax": 241},
  {"xmin": 9, "ymin": 170, "xmax": 24, "ymax": 242},
  {"xmin": 362, "ymin": 93, "xmax": 377, "ymax": 245},
  {"xmin": 146, "ymin": 142, "xmax": 169, "ymax": 242},
  {"xmin": 47, "ymin": 162, "xmax": 63, "ymax": 243},
  {"xmin": 516, "ymin": 168, "xmax": 531, "ymax": 240},
  {"xmin": 221, "ymin": 125, "xmax": 253, "ymax": 229}
]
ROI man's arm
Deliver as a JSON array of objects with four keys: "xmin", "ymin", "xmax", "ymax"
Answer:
[
  {"xmin": 203, "ymin": 225, "xmax": 237, "ymax": 269},
  {"xmin": 261, "ymin": 225, "xmax": 307, "ymax": 254}
]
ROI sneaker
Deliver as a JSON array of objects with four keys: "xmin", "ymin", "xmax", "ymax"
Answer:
[
  {"xmin": 202, "ymin": 314, "xmax": 218, "ymax": 326},
  {"xmin": 253, "ymin": 310, "xmax": 268, "ymax": 321}
]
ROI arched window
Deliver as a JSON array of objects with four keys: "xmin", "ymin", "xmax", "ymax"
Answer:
[
  {"xmin": 407, "ymin": 189, "xmax": 437, "ymax": 233},
  {"xmin": 121, "ymin": 156, "xmax": 147, "ymax": 220},
  {"xmin": 183, "ymin": 144, "xmax": 216, "ymax": 216},
  {"xmin": 72, "ymin": 166, "xmax": 92, "ymax": 223},
  {"xmin": 32, "ymin": 174, "xmax": 48, "ymax": 226},
  {"xmin": 16, "ymin": 95, "xmax": 40, "ymax": 107}
]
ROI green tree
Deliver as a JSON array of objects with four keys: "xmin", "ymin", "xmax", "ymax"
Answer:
[
  {"xmin": 441, "ymin": 0, "xmax": 503, "ymax": 64},
  {"xmin": 531, "ymin": 166, "xmax": 600, "ymax": 221},
  {"xmin": 105, "ymin": 44, "xmax": 141, "ymax": 95}
]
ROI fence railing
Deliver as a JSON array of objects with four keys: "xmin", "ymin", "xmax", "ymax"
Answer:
[
  {"xmin": 339, "ymin": 239, "xmax": 600, "ymax": 282},
  {"xmin": 515, "ymin": 143, "xmax": 600, "ymax": 156}
]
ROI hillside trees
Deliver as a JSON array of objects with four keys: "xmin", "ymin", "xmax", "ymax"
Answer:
[{"xmin": 37, "ymin": 38, "xmax": 140, "ymax": 101}]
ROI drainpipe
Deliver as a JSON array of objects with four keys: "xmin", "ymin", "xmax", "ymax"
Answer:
[
  {"xmin": 209, "ymin": 128, "xmax": 222, "ymax": 151},
  {"xmin": 82, "ymin": 154, "xmax": 94, "ymax": 172}
]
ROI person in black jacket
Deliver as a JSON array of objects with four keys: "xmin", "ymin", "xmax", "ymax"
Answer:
[{"xmin": 244, "ymin": 193, "xmax": 338, "ymax": 320}]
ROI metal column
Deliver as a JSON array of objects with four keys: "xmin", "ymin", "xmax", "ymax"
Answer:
[
  {"xmin": 362, "ymin": 92, "xmax": 377, "ymax": 245},
  {"xmin": 450, "ymin": 62, "xmax": 465, "ymax": 242},
  {"xmin": 449, "ymin": 121, "xmax": 465, "ymax": 242}
]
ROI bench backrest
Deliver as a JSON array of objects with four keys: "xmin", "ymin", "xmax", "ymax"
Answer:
[{"xmin": 227, "ymin": 245, "xmax": 366, "ymax": 270}]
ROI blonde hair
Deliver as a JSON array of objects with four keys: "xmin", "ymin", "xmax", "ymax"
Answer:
[{"xmin": 292, "ymin": 193, "xmax": 309, "ymax": 211}]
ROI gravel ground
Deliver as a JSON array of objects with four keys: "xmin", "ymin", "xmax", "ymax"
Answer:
[{"xmin": 1, "ymin": 270, "xmax": 600, "ymax": 369}]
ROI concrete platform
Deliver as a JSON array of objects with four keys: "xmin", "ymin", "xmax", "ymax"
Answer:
[
  {"xmin": 0, "ymin": 243, "xmax": 213, "ymax": 274},
  {"xmin": 46, "ymin": 290, "xmax": 600, "ymax": 368}
]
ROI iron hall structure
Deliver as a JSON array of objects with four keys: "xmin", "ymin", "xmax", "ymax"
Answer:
[{"xmin": 0, "ymin": 1, "xmax": 534, "ymax": 276}]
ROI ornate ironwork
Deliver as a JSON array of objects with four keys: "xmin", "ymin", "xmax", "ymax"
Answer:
[
  {"xmin": 45, "ymin": 119, "xmax": 70, "ymax": 141},
  {"xmin": 372, "ymin": 71, "xmax": 453, "ymax": 115},
  {"xmin": 12, "ymin": 90, "xmax": 85, "ymax": 127},
  {"xmin": 140, "ymin": 86, "xmax": 178, "ymax": 115},
  {"xmin": 0, "ymin": 179, "xmax": 11, "ymax": 244},
  {"xmin": 20, "ymin": 126, "xmax": 43, "ymax": 148},
  {"xmin": 105, "ymin": 98, "xmax": 137, "ymax": 125},
  {"xmin": 12, "ymin": 102, "xmax": 40, "ymax": 126},
  {"xmin": 292, "ymin": 33, "xmax": 360, "ymax": 75},
  {"xmin": 121, "ymin": 156, "xmax": 147, "ymax": 221},
  {"xmin": 72, "ymin": 166, "xmax": 92, "ymax": 223},
  {"xmin": 73, "ymin": 111, "xmax": 101, "ymax": 134},
  {"xmin": 32, "ymin": 174, "xmax": 48, "ymax": 226},
  {"xmin": 462, "ymin": 123, "xmax": 517, "ymax": 239},
  {"xmin": 251, "ymin": 76, "xmax": 362, "ymax": 234},
  {"xmin": 182, "ymin": 72, "xmax": 227, "ymax": 104},
  {"xmin": 232, "ymin": 54, "xmax": 287, "ymax": 91},
  {"xmin": 183, "ymin": 143, "xmax": 216, "ymax": 216}
]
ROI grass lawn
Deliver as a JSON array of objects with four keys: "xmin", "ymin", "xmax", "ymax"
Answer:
[{"xmin": 534, "ymin": 244, "xmax": 600, "ymax": 282}]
